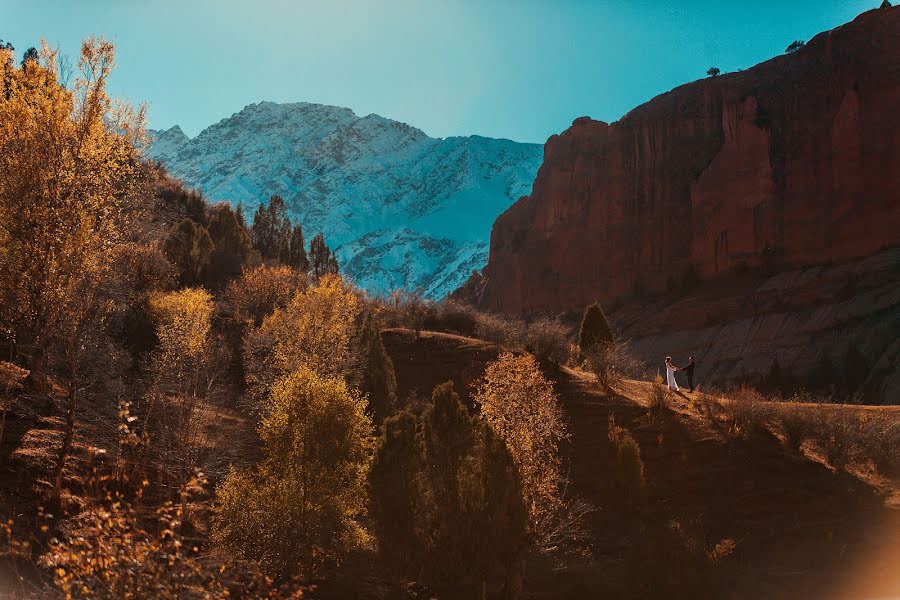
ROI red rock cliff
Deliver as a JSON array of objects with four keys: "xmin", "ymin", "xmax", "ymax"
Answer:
[{"xmin": 474, "ymin": 8, "xmax": 900, "ymax": 314}]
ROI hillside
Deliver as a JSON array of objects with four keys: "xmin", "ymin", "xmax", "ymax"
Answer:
[
  {"xmin": 6, "ymin": 329, "xmax": 897, "ymax": 598},
  {"xmin": 147, "ymin": 102, "xmax": 543, "ymax": 298},
  {"xmin": 461, "ymin": 7, "xmax": 900, "ymax": 399},
  {"xmin": 382, "ymin": 330, "xmax": 900, "ymax": 599}
]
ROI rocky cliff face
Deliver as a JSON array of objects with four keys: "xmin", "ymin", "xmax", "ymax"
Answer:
[
  {"xmin": 147, "ymin": 102, "xmax": 543, "ymax": 298},
  {"xmin": 475, "ymin": 7, "xmax": 900, "ymax": 314},
  {"xmin": 463, "ymin": 7, "xmax": 900, "ymax": 403}
]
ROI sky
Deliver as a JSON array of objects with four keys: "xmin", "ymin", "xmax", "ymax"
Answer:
[{"xmin": 1, "ymin": 0, "xmax": 876, "ymax": 144}]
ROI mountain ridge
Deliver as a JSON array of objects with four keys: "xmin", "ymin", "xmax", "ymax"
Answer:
[{"xmin": 147, "ymin": 101, "xmax": 543, "ymax": 298}]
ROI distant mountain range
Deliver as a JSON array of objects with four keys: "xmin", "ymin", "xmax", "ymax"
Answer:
[{"xmin": 147, "ymin": 101, "xmax": 543, "ymax": 298}]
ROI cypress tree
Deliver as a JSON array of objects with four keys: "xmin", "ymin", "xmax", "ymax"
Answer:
[
  {"xmin": 288, "ymin": 224, "xmax": 309, "ymax": 272},
  {"xmin": 578, "ymin": 301, "xmax": 614, "ymax": 352},
  {"xmin": 163, "ymin": 218, "xmax": 214, "ymax": 286},
  {"xmin": 358, "ymin": 311, "xmax": 397, "ymax": 425},
  {"xmin": 205, "ymin": 204, "xmax": 253, "ymax": 288},
  {"xmin": 368, "ymin": 410, "xmax": 421, "ymax": 579}
]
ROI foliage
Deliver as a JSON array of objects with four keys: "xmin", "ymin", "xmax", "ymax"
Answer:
[
  {"xmin": 308, "ymin": 232, "xmax": 340, "ymax": 279},
  {"xmin": 367, "ymin": 410, "xmax": 421, "ymax": 578},
  {"xmin": 163, "ymin": 218, "xmax": 214, "ymax": 286},
  {"xmin": 583, "ymin": 340, "xmax": 639, "ymax": 391},
  {"xmin": 474, "ymin": 353, "xmax": 574, "ymax": 552},
  {"xmin": 213, "ymin": 367, "xmax": 373, "ymax": 580},
  {"xmin": 147, "ymin": 288, "xmax": 221, "ymax": 484},
  {"xmin": 225, "ymin": 264, "xmax": 307, "ymax": 328},
  {"xmin": 244, "ymin": 274, "xmax": 360, "ymax": 407},
  {"xmin": 357, "ymin": 311, "xmax": 398, "ymax": 425},
  {"xmin": 205, "ymin": 203, "xmax": 256, "ymax": 289},
  {"xmin": 0, "ymin": 38, "xmax": 145, "ymax": 382},
  {"xmin": 578, "ymin": 302, "xmax": 614, "ymax": 353},
  {"xmin": 706, "ymin": 67, "xmax": 721, "ymax": 77},
  {"xmin": 607, "ymin": 414, "xmax": 646, "ymax": 505},
  {"xmin": 418, "ymin": 382, "xmax": 527, "ymax": 592},
  {"xmin": 785, "ymin": 40, "xmax": 805, "ymax": 53}
]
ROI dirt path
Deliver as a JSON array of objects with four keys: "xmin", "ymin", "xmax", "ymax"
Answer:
[{"xmin": 384, "ymin": 329, "xmax": 900, "ymax": 599}]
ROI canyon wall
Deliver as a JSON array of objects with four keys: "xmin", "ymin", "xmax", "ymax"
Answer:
[{"xmin": 473, "ymin": 7, "xmax": 900, "ymax": 315}]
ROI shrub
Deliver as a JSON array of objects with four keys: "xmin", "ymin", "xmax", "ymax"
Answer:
[
  {"xmin": 607, "ymin": 414, "xmax": 645, "ymax": 505},
  {"xmin": 648, "ymin": 372, "xmax": 668, "ymax": 419},
  {"xmin": 213, "ymin": 367, "xmax": 373, "ymax": 580},
  {"xmin": 725, "ymin": 385, "xmax": 768, "ymax": 438},
  {"xmin": 707, "ymin": 67, "xmax": 721, "ymax": 77},
  {"xmin": 584, "ymin": 340, "xmax": 639, "ymax": 391},
  {"xmin": 523, "ymin": 316, "xmax": 571, "ymax": 365},
  {"xmin": 785, "ymin": 40, "xmax": 805, "ymax": 53}
]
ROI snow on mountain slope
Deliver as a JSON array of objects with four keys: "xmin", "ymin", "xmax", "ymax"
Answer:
[{"xmin": 147, "ymin": 101, "xmax": 543, "ymax": 298}]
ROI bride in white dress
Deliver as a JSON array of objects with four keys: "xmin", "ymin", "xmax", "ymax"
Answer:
[{"xmin": 665, "ymin": 356, "xmax": 679, "ymax": 391}]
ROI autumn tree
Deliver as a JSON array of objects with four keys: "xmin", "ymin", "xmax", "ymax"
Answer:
[
  {"xmin": 474, "ymin": 353, "xmax": 572, "ymax": 553},
  {"xmin": 357, "ymin": 311, "xmax": 397, "ymax": 425},
  {"xmin": 243, "ymin": 274, "xmax": 360, "ymax": 409},
  {"xmin": 213, "ymin": 367, "xmax": 372, "ymax": 580},
  {"xmin": 224, "ymin": 264, "xmax": 307, "ymax": 328},
  {"xmin": 147, "ymin": 288, "xmax": 221, "ymax": 488},
  {"xmin": 0, "ymin": 38, "xmax": 145, "ymax": 387}
]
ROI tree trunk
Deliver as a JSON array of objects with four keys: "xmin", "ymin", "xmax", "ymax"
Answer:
[
  {"xmin": 504, "ymin": 554, "xmax": 525, "ymax": 600},
  {"xmin": 52, "ymin": 383, "xmax": 77, "ymax": 501}
]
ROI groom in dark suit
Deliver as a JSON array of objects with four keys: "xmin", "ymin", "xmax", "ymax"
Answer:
[{"xmin": 683, "ymin": 356, "xmax": 696, "ymax": 392}]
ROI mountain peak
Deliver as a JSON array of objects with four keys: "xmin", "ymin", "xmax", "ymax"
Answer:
[{"xmin": 147, "ymin": 100, "xmax": 543, "ymax": 298}]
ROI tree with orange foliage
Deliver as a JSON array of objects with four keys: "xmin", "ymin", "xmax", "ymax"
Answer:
[
  {"xmin": 0, "ymin": 38, "xmax": 145, "ymax": 386},
  {"xmin": 474, "ymin": 352, "xmax": 589, "ymax": 555}
]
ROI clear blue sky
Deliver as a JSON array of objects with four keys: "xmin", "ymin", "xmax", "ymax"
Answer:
[{"xmin": 1, "ymin": 0, "xmax": 876, "ymax": 143}]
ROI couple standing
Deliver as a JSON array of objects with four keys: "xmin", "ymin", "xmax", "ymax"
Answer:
[{"xmin": 665, "ymin": 356, "xmax": 695, "ymax": 393}]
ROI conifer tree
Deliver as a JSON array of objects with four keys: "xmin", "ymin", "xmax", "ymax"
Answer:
[
  {"xmin": 288, "ymin": 224, "xmax": 309, "ymax": 271},
  {"xmin": 357, "ymin": 311, "xmax": 397, "ymax": 424},
  {"xmin": 368, "ymin": 410, "xmax": 421, "ymax": 578},
  {"xmin": 205, "ymin": 204, "xmax": 253, "ymax": 288},
  {"xmin": 578, "ymin": 302, "xmax": 614, "ymax": 353},
  {"xmin": 419, "ymin": 382, "xmax": 526, "ymax": 594},
  {"xmin": 163, "ymin": 218, "xmax": 214, "ymax": 286}
]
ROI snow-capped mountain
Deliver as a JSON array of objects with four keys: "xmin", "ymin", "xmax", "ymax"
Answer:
[{"xmin": 146, "ymin": 101, "xmax": 543, "ymax": 298}]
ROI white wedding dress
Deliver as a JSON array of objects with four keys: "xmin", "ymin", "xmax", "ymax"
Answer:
[{"xmin": 666, "ymin": 363, "xmax": 679, "ymax": 391}]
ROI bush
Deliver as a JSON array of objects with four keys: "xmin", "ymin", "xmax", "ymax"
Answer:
[
  {"xmin": 583, "ymin": 340, "xmax": 640, "ymax": 391},
  {"xmin": 648, "ymin": 372, "xmax": 668, "ymax": 419},
  {"xmin": 523, "ymin": 317, "xmax": 571, "ymax": 365},
  {"xmin": 213, "ymin": 367, "xmax": 373, "ymax": 580},
  {"xmin": 725, "ymin": 385, "xmax": 768, "ymax": 438},
  {"xmin": 607, "ymin": 414, "xmax": 646, "ymax": 505}
]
